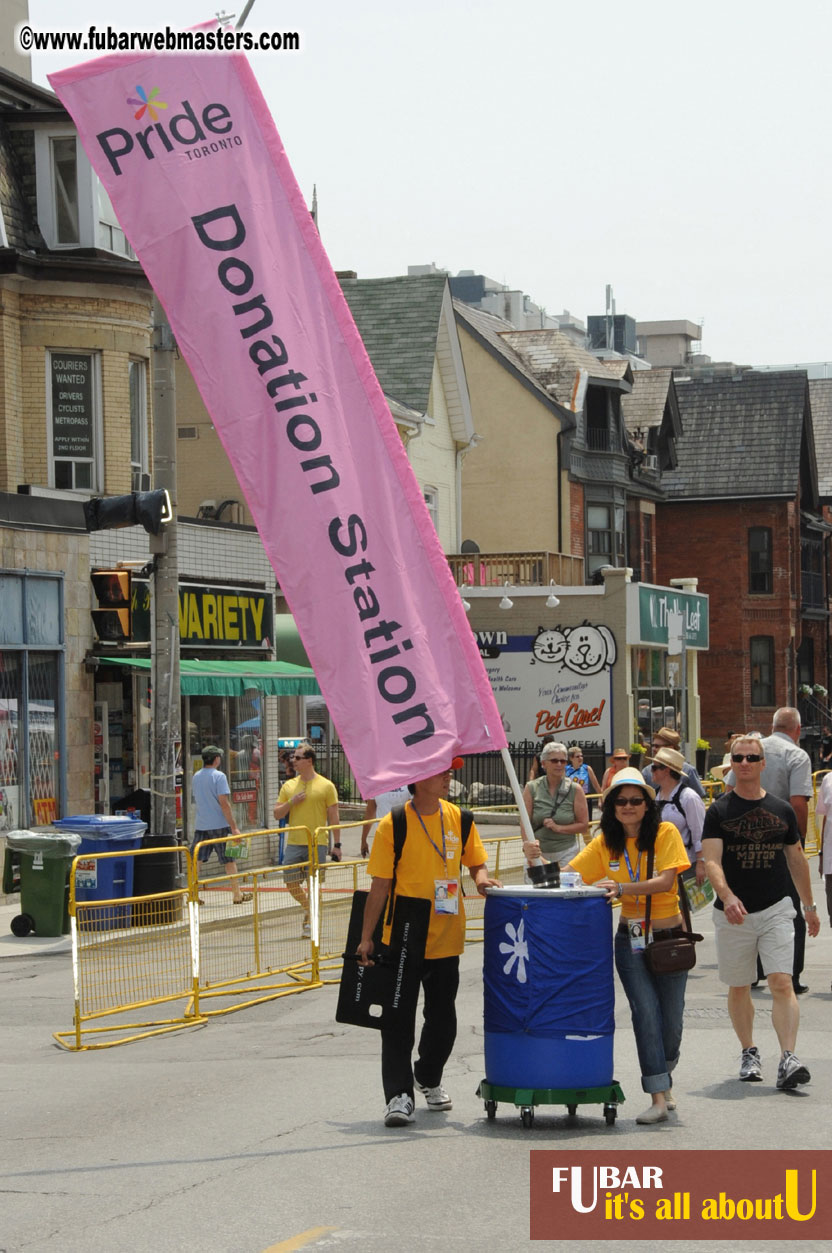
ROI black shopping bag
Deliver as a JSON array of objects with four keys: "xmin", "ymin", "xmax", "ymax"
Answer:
[{"xmin": 336, "ymin": 890, "xmax": 430, "ymax": 1031}]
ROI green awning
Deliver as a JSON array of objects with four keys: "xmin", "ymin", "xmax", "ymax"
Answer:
[{"xmin": 98, "ymin": 656, "xmax": 320, "ymax": 697}]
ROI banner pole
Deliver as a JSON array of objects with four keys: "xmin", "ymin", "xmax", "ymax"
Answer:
[{"xmin": 500, "ymin": 746, "xmax": 536, "ymax": 844}]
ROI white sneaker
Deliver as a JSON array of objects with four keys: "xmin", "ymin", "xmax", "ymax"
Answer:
[
  {"xmin": 384, "ymin": 1094, "xmax": 415, "ymax": 1127},
  {"xmin": 776, "ymin": 1051, "xmax": 810, "ymax": 1090},
  {"xmin": 415, "ymin": 1080, "xmax": 452, "ymax": 1110},
  {"xmin": 739, "ymin": 1046, "xmax": 762, "ymax": 1082}
]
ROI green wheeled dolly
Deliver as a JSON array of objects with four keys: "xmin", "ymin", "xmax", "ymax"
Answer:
[{"xmin": 477, "ymin": 1080, "xmax": 625, "ymax": 1128}]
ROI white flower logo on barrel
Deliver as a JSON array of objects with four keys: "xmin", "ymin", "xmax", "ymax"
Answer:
[{"xmin": 499, "ymin": 919, "xmax": 528, "ymax": 983}]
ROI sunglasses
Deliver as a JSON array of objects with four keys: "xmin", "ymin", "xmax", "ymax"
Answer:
[
  {"xmin": 614, "ymin": 795, "xmax": 646, "ymax": 807},
  {"xmin": 544, "ymin": 757, "xmax": 568, "ymax": 764},
  {"xmin": 292, "ymin": 753, "xmax": 311, "ymax": 760},
  {"xmin": 731, "ymin": 753, "xmax": 762, "ymax": 763}
]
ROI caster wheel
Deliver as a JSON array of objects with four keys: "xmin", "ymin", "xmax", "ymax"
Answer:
[
  {"xmin": 604, "ymin": 1104, "xmax": 617, "ymax": 1126},
  {"xmin": 485, "ymin": 1100, "xmax": 497, "ymax": 1121},
  {"xmin": 521, "ymin": 1107, "xmax": 534, "ymax": 1129},
  {"xmin": 11, "ymin": 913, "xmax": 34, "ymax": 937},
  {"xmin": 567, "ymin": 1104, "xmax": 577, "ymax": 1116}
]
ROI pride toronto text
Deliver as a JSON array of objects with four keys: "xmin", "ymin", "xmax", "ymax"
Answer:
[
  {"xmin": 552, "ymin": 1166, "xmax": 816, "ymax": 1222},
  {"xmin": 192, "ymin": 204, "xmax": 435, "ymax": 750}
]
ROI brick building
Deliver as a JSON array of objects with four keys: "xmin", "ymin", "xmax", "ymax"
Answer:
[
  {"xmin": 656, "ymin": 370, "xmax": 830, "ymax": 748},
  {"xmin": 0, "ymin": 66, "xmax": 153, "ymax": 837}
]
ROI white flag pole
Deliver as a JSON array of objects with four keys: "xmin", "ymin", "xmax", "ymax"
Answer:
[{"xmin": 500, "ymin": 746, "xmax": 538, "ymax": 858}]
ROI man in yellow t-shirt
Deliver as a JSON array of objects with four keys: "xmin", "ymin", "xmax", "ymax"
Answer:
[
  {"xmin": 357, "ymin": 758, "xmax": 500, "ymax": 1128},
  {"xmin": 273, "ymin": 744, "xmax": 339, "ymax": 937}
]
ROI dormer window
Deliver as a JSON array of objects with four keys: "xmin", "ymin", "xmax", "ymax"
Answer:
[
  {"xmin": 34, "ymin": 127, "xmax": 134, "ymax": 258},
  {"xmin": 51, "ymin": 136, "xmax": 80, "ymax": 244}
]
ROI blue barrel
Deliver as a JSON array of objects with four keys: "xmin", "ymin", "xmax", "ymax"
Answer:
[
  {"xmin": 483, "ymin": 887, "xmax": 615, "ymax": 1089},
  {"xmin": 54, "ymin": 816, "xmax": 146, "ymax": 929}
]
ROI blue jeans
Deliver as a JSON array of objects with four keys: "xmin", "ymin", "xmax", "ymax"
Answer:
[{"xmin": 614, "ymin": 926, "xmax": 688, "ymax": 1094}]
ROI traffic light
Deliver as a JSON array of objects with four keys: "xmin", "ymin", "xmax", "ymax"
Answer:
[
  {"xmin": 84, "ymin": 488, "xmax": 172, "ymax": 536},
  {"xmin": 91, "ymin": 569, "xmax": 131, "ymax": 642}
]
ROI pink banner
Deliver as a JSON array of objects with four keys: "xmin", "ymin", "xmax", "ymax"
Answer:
[{"xmin": 50, "ymin": 49, "xmax": 506, "ymax": 795}]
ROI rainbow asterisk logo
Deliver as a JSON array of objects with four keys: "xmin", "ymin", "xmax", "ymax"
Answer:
[{"xmin": 127, "ymin": 86, "xmax": 167, "ymax": 122}]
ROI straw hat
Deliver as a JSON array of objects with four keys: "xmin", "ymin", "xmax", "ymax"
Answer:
[
  {"xmin": 647, "ymin": 746, "xmax": 686, "ymax": 775},
  {"xmin": 602, "ymin": 766, "xmax": 655, "ymax": 802}
]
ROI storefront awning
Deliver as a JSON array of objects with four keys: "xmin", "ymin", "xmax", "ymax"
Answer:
[{"xmin": 98, "ymin": 656, "xmax": 320, "ymax": 697}]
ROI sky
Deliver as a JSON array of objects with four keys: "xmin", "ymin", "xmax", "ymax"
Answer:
[{"xmin": 23, "ymin": 0, "xmax": 832, "ymax": 367}]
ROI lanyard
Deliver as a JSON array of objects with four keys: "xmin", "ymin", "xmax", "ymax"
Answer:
[
  {"xmin": 623, "ymin": 844, "xmax": 643, "ymax": 903},
  {"xmin": 411, "ymin": 800, "xmax": 447, "ymax": 868}
]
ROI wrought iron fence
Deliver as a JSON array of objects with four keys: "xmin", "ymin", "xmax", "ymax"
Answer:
[{"xmin": 323, "ymin": 740, "xmax": 609, "ymax": 805}]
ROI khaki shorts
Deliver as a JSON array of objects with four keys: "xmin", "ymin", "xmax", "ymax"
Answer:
[
  {"xmin": 282, "ymin": 840, "xmax": 325, "ymax": 884},
  {"xmin": 713, "ymin": 895, "xmax": 796, "ymax": 986}
]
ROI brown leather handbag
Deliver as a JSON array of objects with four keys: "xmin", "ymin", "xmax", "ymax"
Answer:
[{"xmin": 643, "ymin": 848, "xmax": 703, "ymax": 974}]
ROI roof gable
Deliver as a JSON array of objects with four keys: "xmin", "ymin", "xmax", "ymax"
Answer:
[
  {"xmin": 809, "ymin": 378, "xmax": 832, "ymax": 501},
  {"xmin": 453, "ymin": 300, "xmax": 573, "ymax": 425},
  {"xmin": 664, "ymin": 370, "xmax": 813, "ymax": 500},
  {"xmin": 339, "ymin": 273, "xmax": 446, "ymax": 414},
  {"xmin": 499, "ymin": 328, "xmax": 631, "ymax": 408},
  {"xmin": 622, "ymin": 368, "xmax": 678, "ymax": 433}
]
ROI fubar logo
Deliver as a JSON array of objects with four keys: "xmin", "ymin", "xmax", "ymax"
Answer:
[
  {"xmin": 530, "ymin": 1151, "xmax": 830, "ymax": 1242},
  {"xmin": 96, "ymin": 91, "xmax": 239, "ymax": 175}
]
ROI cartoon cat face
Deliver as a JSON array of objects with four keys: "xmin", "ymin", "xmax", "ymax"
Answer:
[
  {"xmin": 563, "ymin": 623, "xmax": 617, "ymax": 675},
  {"xmin": 532, "ymin": 627, "xmax": 568, "ymax": 664}
]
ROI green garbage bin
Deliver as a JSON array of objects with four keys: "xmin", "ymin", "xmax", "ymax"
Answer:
[{"xmin": 2, "ymin": 829, "xmax": 81, "ymax": 937}]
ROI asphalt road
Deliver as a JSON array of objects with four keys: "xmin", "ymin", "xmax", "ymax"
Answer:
[{"xmin": 1, "ymin": 851, "xmax": 830, "ymax": 1252}]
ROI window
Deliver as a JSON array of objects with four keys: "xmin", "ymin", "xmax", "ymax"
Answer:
[
  {"xmin": 750, "ymin": 636, "xmax": 775, "ymax": 706},
  {"xmin": 587, "ymin": 501, "xmax": 625, "ymax": 578},
  {"xmin": 797, "ymin": 637, "xmax": 814, "ymax": 689},
  {"xmin": 423, "ymin": 486, "xmax": 438, "ymax": 532},
  {"xmin": 642, "ymin": 512, "xmax": 654, "ymax": 583},
  {"xmin": 48, "ymin": 350, "xmax": 102, "ymax": 491},
  {"xmin": 801, "ymin": 532, "xmax": 824, "ymax": 608},
  {"xmin": 50, "ymin": 136, "xmax": 80, "ymax": 244},
  {"xmin": 97, "ymin": 183, "xmax": 136, "ymax": 258},
  {"xmin": 129, "ymin": 360, "xmax": 148, "ymax": 490},
  {"xmin": 0, "ymin": 572, "xmax": 64, "ymax": 829},
  {"xmin": 35, "ymin": 128, "xmax": 133, "ymax": 257},
  {"xmin": 748, "ymin": 527, "xmax": 772, "ymax": 594},
  {"xmin": 585, "ymin": 388, "xmax": 610, "ymax": 451}
]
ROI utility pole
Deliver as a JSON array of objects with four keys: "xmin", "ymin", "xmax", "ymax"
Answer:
[{"xmin": 150, "ymin": 297, "xmax": 180, "ymax": 836}]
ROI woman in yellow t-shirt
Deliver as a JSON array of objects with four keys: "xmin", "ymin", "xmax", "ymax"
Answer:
[{"xmin": 524, "ymin": 766, "xmax": 690, "ymax": 1126}]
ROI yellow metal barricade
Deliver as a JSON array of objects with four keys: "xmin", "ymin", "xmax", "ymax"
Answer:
[
  {"xmin": 192, "ymin": 826, "xmax": 323, "ymax": 1015},
  {"xmin": 463, "ymin": 832, "xmax": 525, "ymax": 941},
  {"xmin": 810, "ymin": 770, "xmax": 830, "ymax": 852},
  {"xmin": 55, "ymin": 846, "xmax": 201, "ymax": 1051},
  {"xmin": 314, "ymin": 821, "xmax": 373, "ymax": 980}
]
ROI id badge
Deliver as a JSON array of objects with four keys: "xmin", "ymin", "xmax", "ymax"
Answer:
[
  {"xmin": 628, "ymin": 918, "xmax": 646, "ymax": 952},
  {"xmin": 434, "ymin": 879, "xmax": 459, "ymax": 914}
]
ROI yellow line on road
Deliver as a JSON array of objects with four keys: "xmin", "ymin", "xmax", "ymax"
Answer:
[{"xmin": 263, "ymin": 1226, "xmax": 337, "ymax": 1252}]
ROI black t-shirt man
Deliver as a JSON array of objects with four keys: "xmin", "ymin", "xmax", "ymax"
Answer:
[{"xmin": 703, "ymin": 790, "xmax": 799, "ymax": 914}]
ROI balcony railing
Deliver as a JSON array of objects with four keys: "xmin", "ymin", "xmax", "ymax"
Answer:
[
  {"xmin": 586, "ymin": 427, "xmax": 613, "ymax": 452},
  {"xmin": 448, "ymin": 550, "xmax": 585, "ymax": 588}
]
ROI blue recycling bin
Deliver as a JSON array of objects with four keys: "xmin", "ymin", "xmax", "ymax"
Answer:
[
  {"xmin": 483, "ymin": 886, "xmax": 615, "ymax": 1089},
  {"xmin": 53, "ymin": 815, "xmax": 146, "ymax": 929}
]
